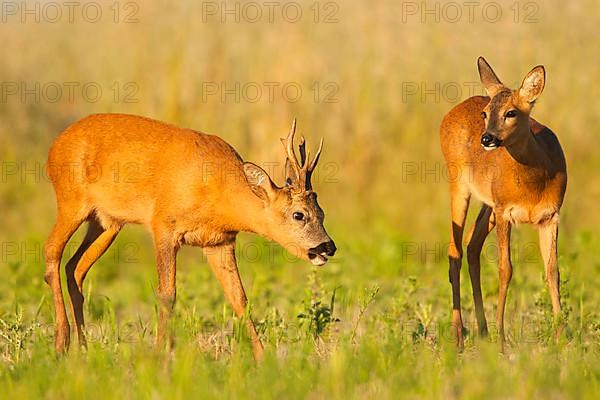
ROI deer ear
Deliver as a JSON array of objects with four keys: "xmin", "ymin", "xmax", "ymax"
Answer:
[
  {"xmin": 243, "ymin": 162, "xmax": 277, "ymax": 202},
  {"xmin": 519, "ymin": 65, "xmax": 545, "ymax": 105},
  {"xmin": 477, "ymin": 57, "xmax": 503, "ymax": 98}
]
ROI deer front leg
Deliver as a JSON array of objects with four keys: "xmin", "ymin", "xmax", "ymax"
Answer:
[
  {"xmin": 538, "ymin": 218, "xmax": 562, "ymax": 338},
  {"xmin": 495, "ymin": 217, "xmax": 512, "ymax": 352},
  {"xmin": 204, "ymin": 242, "xmax": 264, "ymax": 361},
  {"xmin": 448, "ymin": 185, "xmax": 470, "ymax": 348},
  {"xmin": 466, "ymin": 205, "xmax": 495, "ymax": 338},
  {"xmin": 153, "ymin": 228, "xmax": 178, "ymax": 350}
]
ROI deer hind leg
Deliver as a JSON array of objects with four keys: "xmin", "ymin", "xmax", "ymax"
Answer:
[
  {"xmin": 448, "ymin": 184, "xmax": 471, "ymax": 348},
  {"xmin": 65, "ymin": 218, "xmax": 121, "ymax": 346},
  {"xmin": 538, "ymin": 219, "xmax": 562, "ymax": 339},
  {"xmin": 204, "ymin": 242, "xmax": 264, "ymax": 361},
  {"xmin": 465, "ymin": 205, "xmax": 496, "ymax": 338},
  {"xmin": 495, "ymin": 217, "xmax": 512, "ymax": 352},
  {"xmin": 44, "ymin": 210, "xmax": 87, "ymax": 353}
]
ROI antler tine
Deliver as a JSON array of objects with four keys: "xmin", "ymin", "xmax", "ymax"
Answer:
[
  {"xmin": 308, "ymin": 137, "xmax": 324, "ymax": 172},
  {"xmin": 281, "ymin": 118, "xmax": 301, "ymax": 171},
  {"xmin": 299, "ymin": 136, "xmax": 307, "ymax": 167},
  {"xmin": 304, "ymin": 149, "xmax": 311, "ymax": 172},
  {"xmin": 290, "ymin": 117, "xmax": 297, "ymax": 137}
]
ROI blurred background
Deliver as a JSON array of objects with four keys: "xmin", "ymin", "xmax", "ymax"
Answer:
[{"xmin": 0, "ymin": 0, "xmax": 599, "ymax": 373}]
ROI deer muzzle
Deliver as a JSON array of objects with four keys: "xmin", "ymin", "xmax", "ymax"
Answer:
[
  {"xmin": 308, "ymin": 240, "xmax": 337, "ymax": 266},
  {"xmin": 481, "ymin": 132, "xmax": 502, "ymax": 150}
]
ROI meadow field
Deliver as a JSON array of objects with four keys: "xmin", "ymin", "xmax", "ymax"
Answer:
[{"xmin": 1, "ymin": 0, "xmax": 600, "ymax": 398}]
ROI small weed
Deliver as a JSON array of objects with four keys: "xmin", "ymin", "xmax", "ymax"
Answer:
[
  {"xmin": 350, "ymin": 284, "xmax": 380, "ymax": 344},
  {"xmin": 297, "ymin": 268, "xmax": 340, "ymax": 340}
]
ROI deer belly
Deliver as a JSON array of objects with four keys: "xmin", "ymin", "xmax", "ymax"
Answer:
[{"xmin": 502, "ymin": 204, "xmax": 559, "ymax": 225}]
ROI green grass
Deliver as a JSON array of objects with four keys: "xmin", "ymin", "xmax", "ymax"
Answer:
[
  {"xmin": 2, "ymin": 229, "xmax": 600, "ymax": 399},
  {"xmin": 1, "ymin": 0, "xmax": 600, "ymax": 398}
]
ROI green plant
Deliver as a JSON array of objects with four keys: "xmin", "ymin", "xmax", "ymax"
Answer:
[{"xmin": 297, "ymin": 268, "xmax": 340, "ymax": 339}]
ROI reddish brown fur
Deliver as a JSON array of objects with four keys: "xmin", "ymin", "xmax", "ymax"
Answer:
[
  {"xmin": 44, "ymin": 114, "xmax": 336, "ymax": 359},
  {"xmin": 440, "ymin": 58, "xmax": 567, "ymax": 349}
]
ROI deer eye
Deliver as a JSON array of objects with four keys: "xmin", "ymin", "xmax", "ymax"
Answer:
[
  {"xmin": 505, "ymin": 110, "xmax": 517, "ymax": 118},
  {"xmin": 293, "ymin": 212, "xmax": 305, "ymax": 221},
  {"xmin": 481, "ymin": 112, "xmax": 487, "ymax": 119}
]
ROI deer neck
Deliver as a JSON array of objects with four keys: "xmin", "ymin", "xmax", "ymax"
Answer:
[
  {"xmin": 225, "ymin": 187, "xmax": 274, "ymax": 238},
  {"xmin": 504, "ymin": 124, "xmax": 547, "ymax": 168}
]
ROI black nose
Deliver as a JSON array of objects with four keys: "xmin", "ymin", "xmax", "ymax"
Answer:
[
  {"xmin": 325, "ymin": 241, "xmax": 337, "ymax": 256},
  {"xmin": 481, "ymin": 132, "xmax": 495, "ymax": 146},
  {"xmin": 311, "ymin": 241, "xmax": 337, "ymax": 257},
  {"xmin": 481, "ymin": 132, "xmax": 501, "ymax": 147}
]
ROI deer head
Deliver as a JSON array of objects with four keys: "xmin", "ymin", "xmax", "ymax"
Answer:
[
  {"xmin": 242, "ymin": 120, "xmax": 336, "ymax": 266},
  {"xmin": 478, "ymin": 56, "xmax": 546, "ymax": 150}
]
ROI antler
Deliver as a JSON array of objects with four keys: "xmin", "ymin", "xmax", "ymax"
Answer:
[{"xmin": 281, "ymin": 119, "xmax": 323, "ymax": 191}]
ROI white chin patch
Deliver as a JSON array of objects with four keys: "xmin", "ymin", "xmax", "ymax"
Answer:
[
  {"xmin": 310, "ymin": 254, "xmax": 328, "ymax": 266},
  {"xmin": 482, "ymin": 145, "xmax": 498, "ymax": 151}
]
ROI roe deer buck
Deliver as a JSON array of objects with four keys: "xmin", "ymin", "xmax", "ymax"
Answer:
[
  {"xmin": 44, "ymin": 115, "xmax": 336, "ymax": 360},
  {"xmin": 440, "ymin": 57, "xmax": 567, "ymax": 350}
]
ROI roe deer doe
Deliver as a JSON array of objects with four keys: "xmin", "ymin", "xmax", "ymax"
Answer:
[
  {"xmin": 440, "ymin": 57, "xmax": 567, "ymax": 350},
  {"xmin": 44, "ymin": 115, "xmax": 336, "ymax": 360}
]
